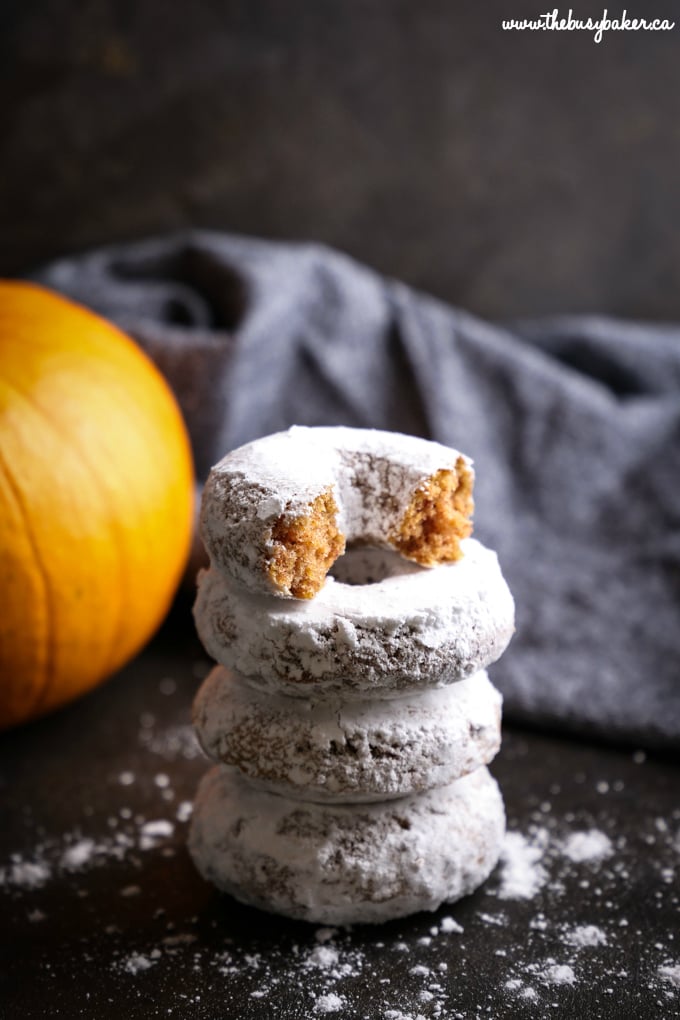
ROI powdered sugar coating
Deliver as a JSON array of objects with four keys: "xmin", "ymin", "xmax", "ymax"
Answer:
[
  {"xmin": 188, "ymin": 765, "xmax": 505, "ymax": 925},
  {"xmin": 193, "ymin": 666, "xmax": 502, "ymax": 802},
  {"xmin": 193, "ymin": 539, "xmax": 515, "ymax": 698},
  {"xmin": 200, "ymin": 426, "xmax": 473, "ymax": 597}
]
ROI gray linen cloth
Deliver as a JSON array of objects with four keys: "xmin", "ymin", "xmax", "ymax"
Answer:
[{"xmin": 34, "ymin": 232, "xmax": 680, "ymax": 749}]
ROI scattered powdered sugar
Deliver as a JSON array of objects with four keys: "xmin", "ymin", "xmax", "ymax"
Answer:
[
  {"xmin": 304, "ymin": 945, "xmax": 339, "ymax": 970},
  {"xmin": 658, "ymin": 963, "xmax": 680, "ymax": 989},
  {"xmin": 496, "ymin": 825, "xmax": 617, "ymax": 902},
  {"xmin": 0, "ymin": 801, "xmax": 190, "ymax": 894},
  {"xmin": 61, "ymin": 838, "xmax": 97, "ymax": 871},
  {"xmin": 3, "ymin": 708, "xmax": 677, "ymax": 1019},
  {"xmin": 313, "ymin": 991, "xmax": 345, "ymax": 1013},
  {"xmin": 384, "ymin": 1011, "xmax": 428, "ymax": 1020},
  {"xmin": 139, "ymin": 820, "xmax": 174, "ymax": 851},
  {"xmin": 1, "ymin": 832, "xmax": 133, "ymax": 891},
  {"xmin": 138, "ymin": 722, "xmax": 201, "ymax": 761},
  {"xmin": 542, "ymin": 963, "xmax": 577, "ymax": 986},
  {"xmin": 478, "ymin": 911, "xmax": 507, "ymax": 926},
  {"xmin": 564, "ymin": 924, "xmax": 607, "ymax": 949},
  {"xmin": 1, "ymin": 859, "xmax": 51, "ymax": 890},
  {"xmin": 122, "ymin": 951, "xmax": 160, "ymax": 975},
  {"xmin": 497, "ymin": 829, "xmax": 548, "ymax": 899},
  {"xmin": 561, "ymin": 829, "xmax": 613, "ymax": 863},
  {"xmin": 176, "ymin": 801, "xmax": 193, "ymax": 823},
  {"xmin": 439, "ymin": 916, "xmax": 464, "ymax": 934}
]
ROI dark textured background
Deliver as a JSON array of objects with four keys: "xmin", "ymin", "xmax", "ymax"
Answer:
[{"xmin": 3, "ymin": 0, "xmax": 680, "ymax": 320}]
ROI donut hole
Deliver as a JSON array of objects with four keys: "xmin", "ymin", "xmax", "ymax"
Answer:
[
  {"xmin": 392, "ymin": 462, "xmax": 474, "ymax": 565},
  {"xmin": 329, "ymin": 545, "xmax": 422, "ymax": 586}
]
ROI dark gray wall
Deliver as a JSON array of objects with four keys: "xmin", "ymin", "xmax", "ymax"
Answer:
[{"xmin": 3, "ymin": 0, "xmax": 680, "ymax": 318}]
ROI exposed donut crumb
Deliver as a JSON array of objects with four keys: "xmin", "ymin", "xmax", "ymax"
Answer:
[
  {"xmin": 268, "ymin": 490, "xmax": 345, "ymax": 599},
  {"xmin": 392, "ymin": 462, "xmax": 474, "ymax": 566}
]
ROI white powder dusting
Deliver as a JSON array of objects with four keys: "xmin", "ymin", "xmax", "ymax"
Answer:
[
  {"xmin": 439, "ymin": 916, "xmax": 464, "ymax": 934},
  {"xmin": 305, "ymin": 946, "xmax": 339, "ymax": 970},
  {"xmin": 60, "ymin": 883, "xmax": 670, "ymax": 1020},
  {"xmin": 61, "ymin": 839, "xmax": 97, "ymax": 871},
  {"xmin": 0, "ymin": 812, "xmax": 179, "ymax": 893},
  {"xmin": 303, "ymin": 942, "xmax": 363, "ymax": 983},
  {"xmin": 564, "ymin": 924, "xmax": 607, "ymax": 949},
  {"xmin": 313, "ymin": 991, "xmax": 344, "ymax": 1013},
  {"xmin": 658, "ymin": 963, "xmax": 680, "ymax": 988},
  {"xmin": 1, "ymin": 859, "xmax": 51, "ymax": 889},
  {"xmin": 561, "ymin": 829, "xmax": 613, "ymax": 863},
  {"xmin": 384, "ymin": 1012, "xmax": 427, "ymax": 1020},
  {"xmin": 3, "ymin": 716, "xmax": 677, "ymax": 1020},
  {"xmin": 139, "ymin": 819, "xmax": 174, "ymax": 850},
  {"xmin": 138, "ymin": 723, "xmax": 201, "ymax": 760},
  {"xmin": 123, "ymin": 952, "xmax": 158, "ymax": 975},
  {"xmin": 542, "ymin": 963, "xmax": 576, "ymax": 986},
  {"xmin": 497, "ymin": 829, "xmax": 548, "ymax": 900},
  {"xmin": 176, "ymin": 801, "xmax": 193, "ymax": 823},
  {"xmin": 478, "ymin": 911, "xmax": 507, "ymax": 926}
]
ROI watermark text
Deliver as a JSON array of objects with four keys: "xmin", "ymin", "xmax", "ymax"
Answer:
[{"xmin": 502, "ymin": 8, "xmax": 675, "ymax": 43}]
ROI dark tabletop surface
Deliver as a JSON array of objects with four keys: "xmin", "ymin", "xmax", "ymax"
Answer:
[{"xmin": 1, "ymin": 599, "xmax": 678, "ymax": 1020}]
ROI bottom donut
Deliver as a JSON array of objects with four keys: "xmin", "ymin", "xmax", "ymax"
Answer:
[{"xmin": 188, "ymin": 765, "xmax": 505, "ymax": 925}]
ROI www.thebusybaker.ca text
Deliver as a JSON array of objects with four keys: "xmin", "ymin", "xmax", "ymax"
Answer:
[{"xmin": 501, "ymin": 8, "xmax": 675, "ymax": 43}]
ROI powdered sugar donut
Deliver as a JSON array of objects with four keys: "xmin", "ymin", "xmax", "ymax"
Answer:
[
  {"xmin": 193, "ymin": 666, "xmax": 502, "ymax": 802},
  {"xmin": 194, "ymin": 540, "xmax": 514, "ymax": 698},
  {"xmin": 200, "ymin": 426, "xmax": 474, "ymax": 599},
  {"xmin": 188, "ymin": 765, "xmax": 505, "ymax": 925}
]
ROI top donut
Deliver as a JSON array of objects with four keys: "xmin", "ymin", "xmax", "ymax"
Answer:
[{"xmin": 200, "ymin": 426, "xmax": 474, "ymax": 599}]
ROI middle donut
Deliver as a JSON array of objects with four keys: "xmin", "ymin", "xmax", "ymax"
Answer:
[
  {"xmin": 193, "ymin": 666, "xmax": 502, "ymax": 803},
  {"xmin": 194, "ymin": 540, "xmax": 515, "ymax": 698}
]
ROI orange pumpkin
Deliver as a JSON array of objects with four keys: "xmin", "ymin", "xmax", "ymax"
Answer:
[{"xmin": 0, "ymin": 281, "xmax": 194, "ymax": 729}]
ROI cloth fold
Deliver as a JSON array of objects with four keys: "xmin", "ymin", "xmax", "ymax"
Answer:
[{"xmin": 34, "ymin": 232, "xmax": 680, "ymax": 749}]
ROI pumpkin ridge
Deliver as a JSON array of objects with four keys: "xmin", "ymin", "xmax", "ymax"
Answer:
[
  {"xmin": 4, "ymin": 374, "xmax": 129, "ymax": 696},
  {"xmin": 0, "ymin": 447, "xmax": 53, "ymax": 719}
]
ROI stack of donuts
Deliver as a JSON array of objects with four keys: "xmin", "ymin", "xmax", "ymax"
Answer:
[{"xmin": 189, "ymin": 426, "xmax": 515, "ymax": 925}]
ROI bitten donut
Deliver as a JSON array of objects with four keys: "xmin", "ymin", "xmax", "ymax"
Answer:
[
  {"xmin": 194, "ymin": 541, "xmax": 515, "ymax": 698},
  {"xmin": 200, "ymin": 426, "xmax": 474, "ymax": 599},
  {"xmin": 188, "ymin": 765, "xmax": 505, "ymax": 925},
  {"xmin": 193, "ymin": 666, "xmax": 502, "ymax": 802}
]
